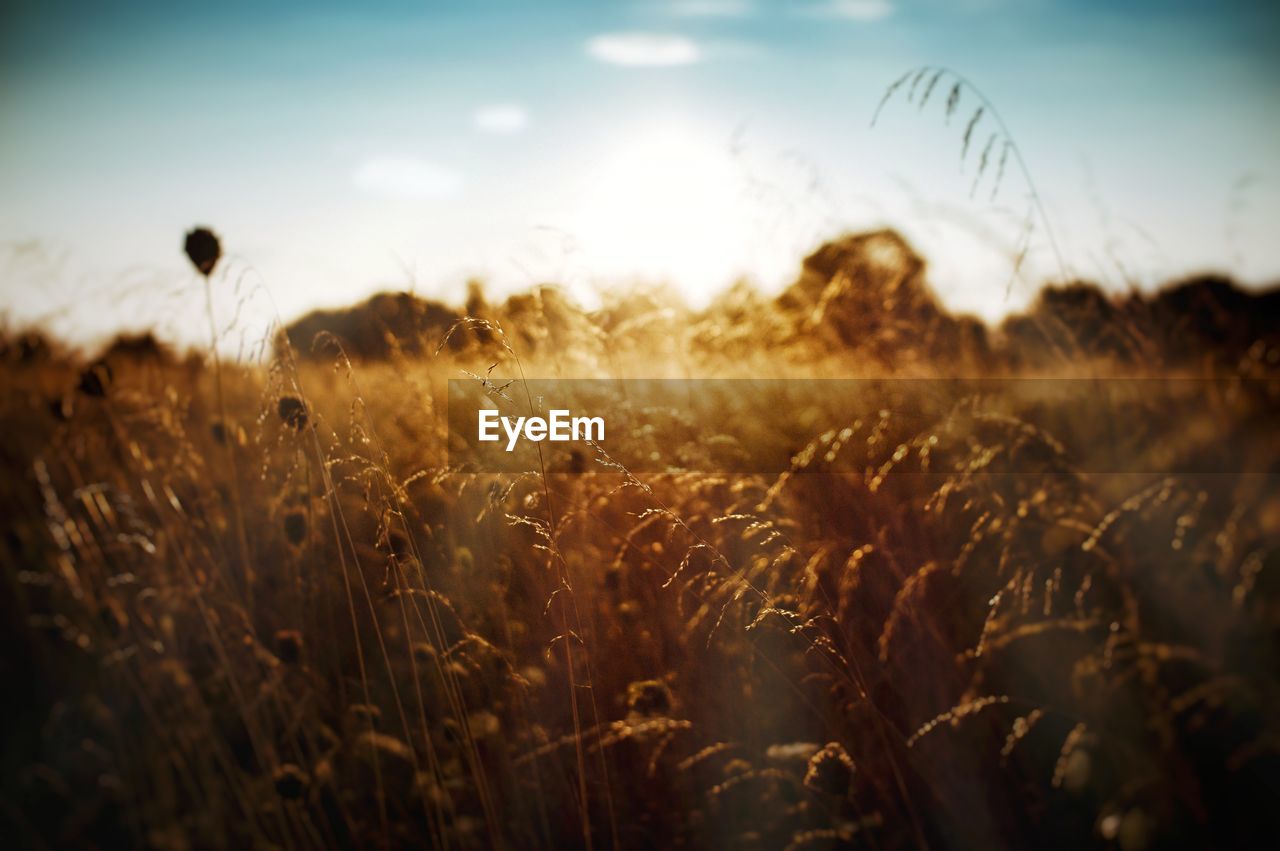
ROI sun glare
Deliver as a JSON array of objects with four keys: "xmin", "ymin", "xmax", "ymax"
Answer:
[{"xmin": 569, "ymin": 125, "xmax": 752, "ymax": 306}]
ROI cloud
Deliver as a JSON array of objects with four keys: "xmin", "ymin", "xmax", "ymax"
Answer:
[
  {"xmin": 586, "ymin": 33, "xmax": 702, "ymax": 67},
  {"xmin": 351, "ymin": 158, "xmax": 462, "ymax": 201},
  {"xmin": 474, "ymin": 105, "xmax": 529, "ymax": 134},
  {"xmin": 808, "ymin": 0, "xmax": 895, "ymax": 20},
  {"xmin": 666, "ymin": 0, "xmax": 753, "ymax": 17}
]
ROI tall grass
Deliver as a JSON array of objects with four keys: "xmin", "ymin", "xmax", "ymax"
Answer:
[{"xmin": 1, "ymin": 230, "xmax": 1278, "ymax": 851}]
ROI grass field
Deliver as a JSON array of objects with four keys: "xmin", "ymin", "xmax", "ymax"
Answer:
[{"xmin": 2, "ymin": 230, "xmax": 1279, "ymax": 850}]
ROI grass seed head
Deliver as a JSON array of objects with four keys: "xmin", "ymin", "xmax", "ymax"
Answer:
[
  {"xmin": 804, "ymin": 742, "xmax": 855, "ymax": 796},
  {"xmin": 626, "ymin": 679, "xmax": 675, "ymax": 717}
]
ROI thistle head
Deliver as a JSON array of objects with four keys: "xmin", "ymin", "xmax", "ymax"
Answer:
[{"xmin": 184, "ymin": 226, "xmax": 222, "ymax": 277}]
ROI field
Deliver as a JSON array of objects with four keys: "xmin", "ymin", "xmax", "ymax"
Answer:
[{"xmin": 2, "ymin": 230, "xmax": 1279, "ymax": 850}]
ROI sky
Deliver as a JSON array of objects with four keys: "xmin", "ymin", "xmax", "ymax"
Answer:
[{"xmin": 2, "ymin": 0, "xmax": 1279, "ymax": 349}]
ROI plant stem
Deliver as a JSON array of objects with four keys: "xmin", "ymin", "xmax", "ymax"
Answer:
[{"xmin": 204, "ymin": 273, "xmax": 255, "ymax": 607}]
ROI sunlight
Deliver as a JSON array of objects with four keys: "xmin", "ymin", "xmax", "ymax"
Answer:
[{"xmin": 568, "ymin": 124, "xmax": 750, "ymax": 306}]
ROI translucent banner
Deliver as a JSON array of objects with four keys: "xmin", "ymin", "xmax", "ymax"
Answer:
[{"xmin": 447, "ymin": 378, "xmax": 1279, "ymax": 475}]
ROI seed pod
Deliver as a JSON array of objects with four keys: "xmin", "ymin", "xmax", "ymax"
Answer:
[
  {"xmin": 184, "ymin": 227, "xmax": 222, "ymax": 277},
  {"xmin": 277, "ymin": 396, "xmax": 307, "ymax": 430}
]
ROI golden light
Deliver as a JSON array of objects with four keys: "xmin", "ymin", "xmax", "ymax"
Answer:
[{"xmin": 568, "ymin": 124, "xmax": 752, "ymax": 306}]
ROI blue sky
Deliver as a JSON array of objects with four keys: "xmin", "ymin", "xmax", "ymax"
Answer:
[{"xmin": 2, "ymin": 0, "xmax": 1278, "ymax": 345}]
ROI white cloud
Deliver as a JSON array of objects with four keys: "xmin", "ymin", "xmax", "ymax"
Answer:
[
  {"xmin": 351, "ymin": 158, "xmax": 462, "ymax": 201},
  {"xmin": 474, "ymin": 105, "xmax": 529, "ymax": 134},
  {"xmin": 666, "ymin": 0, "xmax": 753, "ymax": 17},
  {"xmin": 808, "ymin": 0, "xmax": 895, "ymax": 20},
  {"xmin": 586, "ymin": 33, "xmax": 702, "ymax": 67}
]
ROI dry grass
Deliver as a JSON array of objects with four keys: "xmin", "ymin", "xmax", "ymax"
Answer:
[{"xmin": 1, "ymin": 230, "xmax": 1279, "ymax": 851}]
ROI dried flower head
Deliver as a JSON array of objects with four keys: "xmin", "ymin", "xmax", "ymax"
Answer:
[
  {"xmin": 277, "ymin": 396, "xmax": 307, "ymax": 430},
  {"xmin": 184, "ymin": 227, "xmax": 222, "ymax": 277}
]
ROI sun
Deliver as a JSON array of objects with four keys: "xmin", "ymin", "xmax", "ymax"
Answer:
[{"xmin": 567, "ymin": 124, "xmax": 752, "ymax": 306}]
